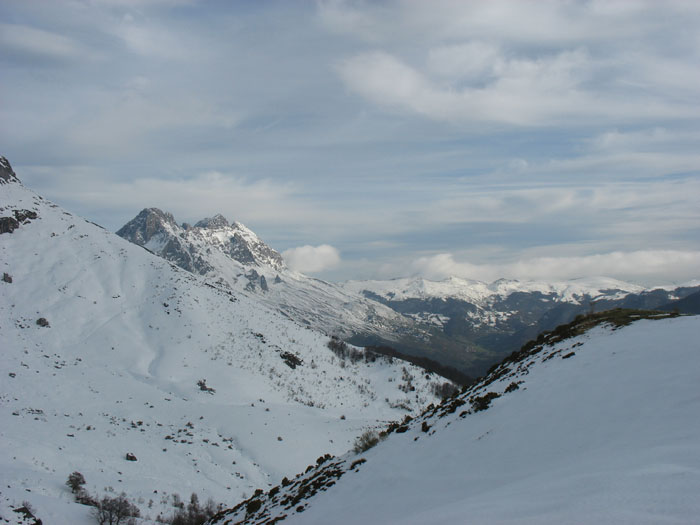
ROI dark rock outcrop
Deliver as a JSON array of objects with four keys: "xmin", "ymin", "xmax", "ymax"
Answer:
[
  {"xmin": 116, "ymin": 208, "xmax": 178, "ymax": 246},
  {"xmin": 194, "ymin": 213, "xmax": 230, "ymax": 229},
  {"xmin": 14, "ymin": 209, "xmax": 38, "ymax": 223},
  {"xmin": 0, "ymin": 156, "xmax": 20, "ymax": 184},
  {"xmin": 117, "ymin": 209, "xmax": 285, "ymax": 276},
  {"xmin": 0, "ymin": 216, "xmax": 19, "ymax": 234}
]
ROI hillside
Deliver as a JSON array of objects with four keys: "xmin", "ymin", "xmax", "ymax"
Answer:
[
  {"xmin": 0, "ymin": 158, "xmax": 447, "ymax": 523},
  {"xmin": 211, "ymin": 311, "xmax": 700, "ymax": 524}
]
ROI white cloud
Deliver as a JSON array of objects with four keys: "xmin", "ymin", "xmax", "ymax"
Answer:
[
  {"xmin": 427, "ymin": 41, "xmax": 501, "ymax": 81},
  {"xmin": 24, "ymin": 167, "xmax": 306, "ymax": 229},
  {"xmin": 329, "ymin": 0, "xmax": 700, "ymax": 127},
  {"xmin": 337, "ymin": 47, "xmax": 698, "ymax": 126},
  {"xmin": 409, "ymin": 251, "xmax": 700, "ymax": 284},
  {"xmin": 88, "ymin": 0, "xmax": 194, "ymax": 7},
  {"xmin": 113, "ymin": 19, "xmax": 194, "ymax": 60},
  {"xmin": 586, "ymin": 128, "xmax": 700, "ymax": 152},
  {"xmin": 283, "ymin": 245, "xmax": 341, "ymax": 273},
  {"xmin": 0, "ymin": 23, "xmax": 96, "ymax": 61},
  {"xmin": 62, "ymin": 78, "xmax": 238, "ymax": 155}
]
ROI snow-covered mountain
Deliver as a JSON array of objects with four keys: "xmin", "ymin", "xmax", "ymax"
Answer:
[
  {"xmin": 116, "ymin": 208, "xmax": 699, "ymax": 380},
  {"xmin": 342, "ymin": 275, "xmax": 700, "ymax": 375},
  {"xmin": 117, "ymin": 208, "xmax": 422, "ymax": 348},
  {"xmin": 211, "ymin": 310, "xmax": 700, "ymax": 524},
  {"xmin": 0, "ymin": 157, "xmax": 447, "ymax": 524},
  {"xmin": 343, "ymin": 275, "xmax": 647, "ymax": 304}
]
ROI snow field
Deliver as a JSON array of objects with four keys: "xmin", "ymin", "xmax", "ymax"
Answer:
[{"xmin": 0, "ymin": 182, "xmax": 445, "ymax": 523}]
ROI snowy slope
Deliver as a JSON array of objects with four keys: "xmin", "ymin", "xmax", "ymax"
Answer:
[
  {"xmin": 212, "ymin": 312, "xmax": 700, "ymax": 524},
  {"xmin": 0, "ymin": 159, "xmax": 447, "ymax": 523}
]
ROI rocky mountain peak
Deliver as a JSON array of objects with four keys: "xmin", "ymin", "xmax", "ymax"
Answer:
[
  {"xmin": 194, "ymin": 213, "xmax": 230, "ymax": 229},
  {"xmin": 0, "ymin": 156, "xmax": 20, "ymax": 185},
  {"xmin": 116, "ymin": 207, "xmax": 178, "ymax": 245},
  {"xmin": 117, "ymin": 208, "xmax": 286, "ymax": 274}
]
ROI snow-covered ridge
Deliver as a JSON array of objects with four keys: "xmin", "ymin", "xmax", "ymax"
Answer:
[
  {"xmin": 0, "ymin": 161, "xmax": 447, "ymax": 523},
  {"xmin": 212, "ymin": 312, "xmax": 700, "ymax": 524},
  {"xmin": 343, "ymin": 275, "xmax": 646, "ymax": 305}
]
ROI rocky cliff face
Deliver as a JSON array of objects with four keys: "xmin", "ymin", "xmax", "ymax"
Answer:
[
  {"xmin": 117, "ymin": 208, "xmax": 285, "ymax": 275},
  {"xmin": 0, "ymin": 157, "xmax": 19, "ymax": 185}
]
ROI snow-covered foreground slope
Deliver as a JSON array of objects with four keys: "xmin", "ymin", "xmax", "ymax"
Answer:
[
  {"xmin": 213, "ymin": 313, "xmax": 700, "ymax": 524},
  {"xmin": 0, "ymin": 162, "xmax": 446, "ymax": 523}
]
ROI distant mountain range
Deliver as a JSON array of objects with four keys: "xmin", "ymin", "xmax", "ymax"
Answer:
[
  {"xmin": 117, "ymin": 207, "xmax": 700, "ymax": 378},
  {"xmin": 342, "ymin": 275, "xmax": 700, "ymax": 374}
]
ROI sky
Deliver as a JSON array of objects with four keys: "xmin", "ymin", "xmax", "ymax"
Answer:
[{"xmin": 1, "ymin": 0, "xmax": 699, "ymax": 285}]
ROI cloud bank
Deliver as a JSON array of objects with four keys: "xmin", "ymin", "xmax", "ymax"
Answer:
[
  {"xmin": 283, "ymin": 245, "xmax": 341, "ymax": 274},
  {"xmin": 409, "ymin": 251, "xmax": 700, "ymax": 285}
]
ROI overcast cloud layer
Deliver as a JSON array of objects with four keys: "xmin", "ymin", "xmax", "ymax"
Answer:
[{"xmin": 1, "ymin": 0, "xmax": 699, "ymax": 285}]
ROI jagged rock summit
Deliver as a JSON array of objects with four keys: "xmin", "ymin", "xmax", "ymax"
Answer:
[
  {"xmin": 0, "ymin": 156, "xmax": 20, "ymax": 185},
  {"xmin": 194, "ymin": 213, "xmax": 230, "ymax": 229},
  {"xmin": 117, "ymin": 208, "xmax": 285, "ymax": 274},
  {"xmin": 116, "ymin": 207, "xmax": 178, "ymax": 245}
]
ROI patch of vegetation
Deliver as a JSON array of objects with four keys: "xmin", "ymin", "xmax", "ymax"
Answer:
[
  {"xmin": 12, "ymin": 504, "xmax": 42, "ymax": 525},
  {"xmin": 504, "ymin": 382, "xmax": 520, "ymax": 393},
  {"xmin": 350, "ymin": 458, "xmax": 367, "ymax": 470},
  {"xmin": 280, "ymin": 351, "xmax": 303, "ymax": 369},
  {"xmin": 167, "ymin": 492, "xmax": 221, "ymax": 524},
  {"xmin": 471, "ymin": 392, "xmax": 501, "ymax": 412},
  {"xmin": 432, "ymin": 381, "xmax": 460, "ymax": 400},
  {"xmin": 196, "ymin": 379, "xmax": 215, "ymax": 393},
  {"xmin": 246, "ymin": 499, "xmax": 262, "ymax": 515},
  {"xmin": 328, "ymin": 336, "xmax": 472, "ymax": 386},
  {"xmin": 66, "ymin": 471, "xmax": 86, "ymax": 493},
  {"xmin": 97, "ymin": 495, "xmax": 140, "ymax": 525},
  {"xmin": 353, "ymin": 429, "xmax": 382, "ymax": 453},
  {"xmin": 363, "ymin": 344, "xmax": 473, "ymax": 385}
]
